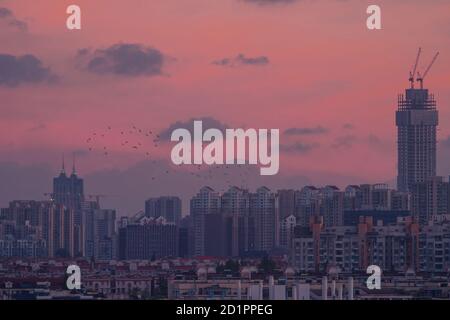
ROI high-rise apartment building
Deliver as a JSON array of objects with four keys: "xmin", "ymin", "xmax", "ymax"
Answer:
[
  {"xmin": 118, "ymin": 216, "xmax": 178, "ymax": 260},
  {"xmin": 145, "ymin": 196, "xmax": 182, "ymax": 226},
  {"xmin": 411, "ymin": 176, "xmax": 450, "ymax": 226},
  {"xmin": 396, "ymin": 87, "xmax": 438, "ymax": 192},
  {"xmin": 249, "ymin": 187, "xmax": 278, "ymax": 252},
  {"xmin": 190, "ymin": 186, "xmax": 220, "ymax": 256},
  {"xmin": 84, "ymin": 206, "xmax": 117, "ymax": 260}
]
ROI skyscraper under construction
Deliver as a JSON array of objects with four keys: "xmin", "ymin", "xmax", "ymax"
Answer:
[{"xmin": 396, "ymin": 49, "xmax": 439, "ymax": 192}]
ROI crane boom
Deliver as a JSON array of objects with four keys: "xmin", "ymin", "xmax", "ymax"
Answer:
[
  {"xmin": 409, "ymin": 47, "xmax": 422, "ymax": 88},
  {"xmin": 417, "ymin": 51, "xmax": 439, "ymax": 89},
  {"xmin": 422, "ymin": 52, "xmax": 439, "ymax": 80}
]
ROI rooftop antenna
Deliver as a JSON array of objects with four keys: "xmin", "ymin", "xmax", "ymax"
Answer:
[
  {"xmin": 72, "ymin": 153, "xmax": 76, "ymax": 175},
  {"xmin": 409, "ymin": 47, "xmax": 422, "ymax": 88},
  {"xmin": 417, "ymin": 52, "xmax": 439, "ymax": 89},
  {"xmin": 61, "ymin": 153, "xmax": 66, "ymax": 174}
]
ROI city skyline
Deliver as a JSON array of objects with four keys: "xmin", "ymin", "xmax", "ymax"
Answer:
[
  {"xmin": 4, "ymin": 0, "xmax": 450, "ymax": 304},
  {"xmin": 2, "ymin": 1, "xmax": 450, "ymax": 216}
]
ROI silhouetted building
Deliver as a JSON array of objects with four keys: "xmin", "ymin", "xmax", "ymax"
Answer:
[
  {"xmin": 145, "ymin": 196, "xmax": 182, "ymax": 225},
  {"xmin": 249, "ymin": 187, "xmax": 278, "ymax": 252},
  {"xmin": 343, "ymin": 210, "xmax": 411, "ymax": 227},
  {"xmin": 277, "ymin": 189, "xmax": 296, "ymax": 220},
  {"xmin": 118, "ymin": 217, "xmax": 178, "ymax": 260},
  {"xmin": 52, "ymin": 157, "xmax": 84, "ymax": 256},
  {"xmin": 84, "ymin": 205, "xmax": 116, "ymax": 260},
  {"xmin": 396, "ymin": 87, "xmax": 438, "ymax": 192},
  {"xmin": 0, "ymin": 200, "xmax": 75, "ymax": 257},
  {"xmin": 190, "ymin": 187, "xmax": 220, "ymax": 256},
  {"xmin": 411, "ymin": 176, "xmax": 450, "ymax": 226}
]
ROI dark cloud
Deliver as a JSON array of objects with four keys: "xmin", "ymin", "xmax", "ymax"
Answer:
[
  {"xmin": 159, "ymin": 117, "xmax": 229, "ymax": 141},
  {"xmin": 27, "ymin": 123, "xmax": 47, "ymax": 132},
  {"xmin": 281, "ymin": 142, "xmax": 319, "ymax": 154},
  {"xmin": 242, "ymin": 0, "xmax": 297, "ymax": 5},
  {"xmin": 284, "ymin": 126, "xmax": 328, "ymax": 135},
  {"xmin": 0, "ymin": 54, "xmax": 57, "ymax": 87},
  {"xmin": 343, "ymin": 123, "xmax": 354, "ymax": 130},
  {"xmin": 0, "ymin": 7, "xmax": 12, "ymax": 18},
  {"xmin": 73, "ymin": 149, "xmax": 89, "ymax": 157},
  {"xmin": 0, "ymin": 7, "xmax": 27, "ymax": 31},
  {"xmin": 366, "ymin": 134, "xmax": 393, "ymax": 153},
  {"xmin": 331, "ymin": 135, "xmax": 357, "ymax": 148},
  {"xmin": 212, "ymin": 53, "xmax": 269, "ymax": 67},
  {"xmin": 76, "ymin": 43, "xmax": 167, "ymax": 77}
]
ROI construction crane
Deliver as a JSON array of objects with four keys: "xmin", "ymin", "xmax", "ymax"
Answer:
[
  {"xmin": 409, "ymin": 47, "xmax": 422, "ymax": 88},
  {"xmin": 417, "ymin": 51, "xmax": 439, "ymax": 89}
]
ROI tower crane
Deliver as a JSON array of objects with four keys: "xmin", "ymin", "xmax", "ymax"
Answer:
[
  {"xmin": 409, "ymin": 47, "xmax": 422, "ymax": 88},
  {"xmin": 417, "ymin": 52, "xmax": 439, "ymax": 89}
]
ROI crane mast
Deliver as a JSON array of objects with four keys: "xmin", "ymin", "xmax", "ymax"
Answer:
[{"xmin": 409, "ymin": 47, "xmax": 422, "ymax": 88}]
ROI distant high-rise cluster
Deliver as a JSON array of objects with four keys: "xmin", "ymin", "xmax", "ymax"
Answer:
[
  {"xmin": 0, "ymin": 161, "xmax": 117, "ymax": 260},
  {"xmin": 1, "ymin": 76, "xmax": 450, "ymax": 276}
]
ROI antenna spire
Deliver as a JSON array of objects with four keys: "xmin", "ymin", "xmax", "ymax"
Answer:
[
  {"xmin": 61, "ymin": 153, "xmax": 66, "ymax": 174},
  {"xmin": 72, "ymin": 153, "xmax": 76, "ymax": 175}
]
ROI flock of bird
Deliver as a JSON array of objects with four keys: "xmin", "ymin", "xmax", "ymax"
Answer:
[
  {"xmin": 86, "ymin": 124, "xmax": 161, "ymax": 156},
  {"xmin": 84, "ymin": 124, "xmax": 256, "ymax": 191}
]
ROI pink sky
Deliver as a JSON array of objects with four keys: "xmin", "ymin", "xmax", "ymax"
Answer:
[{"xmin": 1, "ymin": 0, "xmax": 450, "ymax": 213}]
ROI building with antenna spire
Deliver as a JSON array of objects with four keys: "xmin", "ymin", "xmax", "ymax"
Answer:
[
  {"xmin": 396, "ymin": 49, "xmax": 439, "ymax": 192},
  {"xmin": 53, "ymin": 153, "xmax": 85, "ymax": 256}
]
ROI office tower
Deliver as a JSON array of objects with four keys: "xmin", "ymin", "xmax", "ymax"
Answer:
[
  {"xmin": 145, "ymin": 196, "xmax": 182, "ymax": 226},
  {"xmin": 396, "ymin": 86, "xmax": 438, "ymax": 192},
  {"xmin": 249, "ymin": 186, "xmax": 278, "ymax": 253},
  {"xmin": 118, "ymin": 216, "xmax": 178, "ymax": 260},
  {"xmin": 52, "ymin": 157, "xmax": 84, "ymax": 256},
  {"xmin": 190, "ymin": 186, "xmax": 220, "ymax": 256},
  {"xmin": 52, "ymin": 157, "xmax": 84, "ymax": 218},
  {"xmin": 411, "ymin": 176, "xmax": 450, "ymax": 226}
]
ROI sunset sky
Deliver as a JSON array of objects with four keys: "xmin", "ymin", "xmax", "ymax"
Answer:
[{"xmin": 1, "ymin": 0, "xmax": 450, "ymax": 214}]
